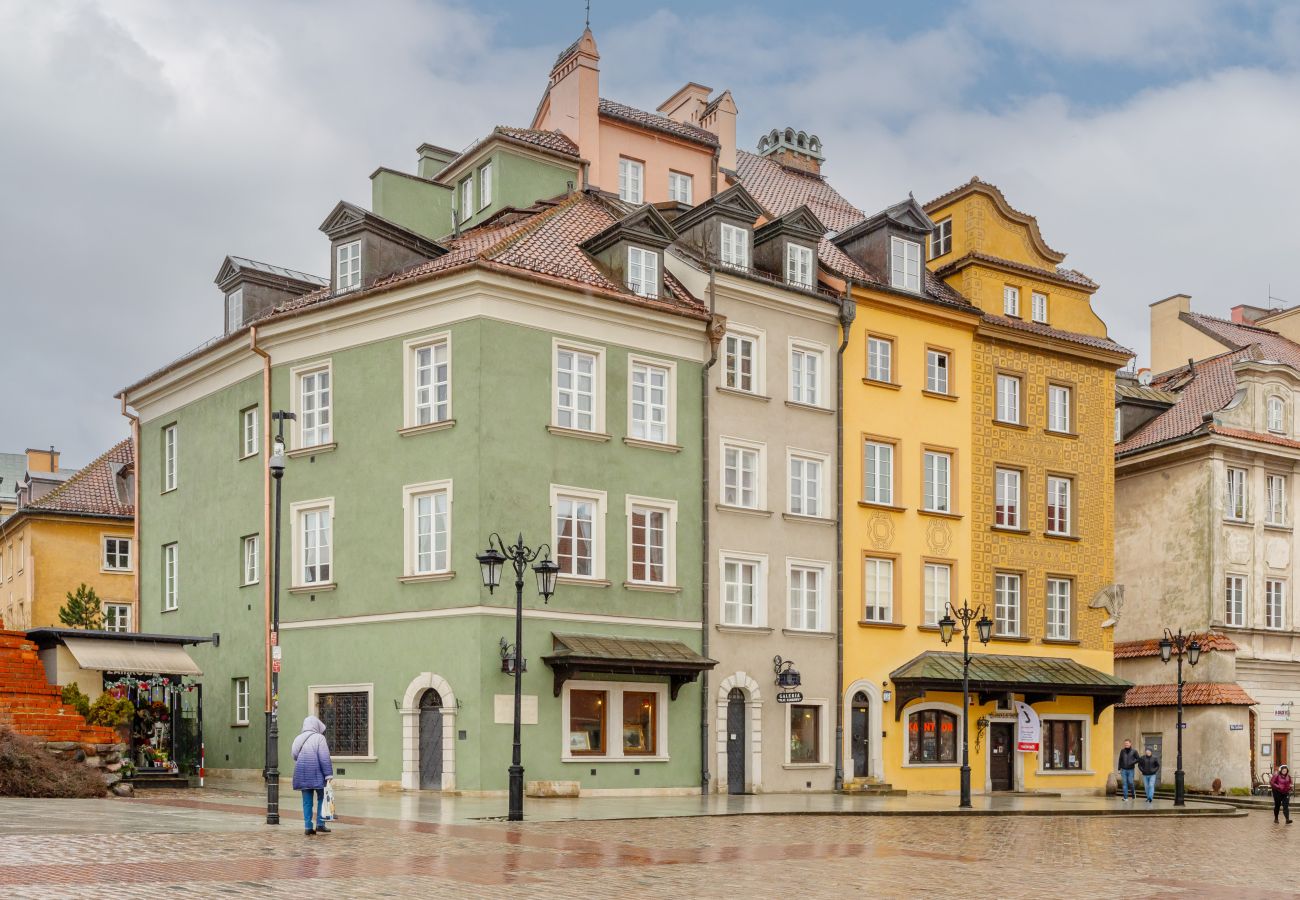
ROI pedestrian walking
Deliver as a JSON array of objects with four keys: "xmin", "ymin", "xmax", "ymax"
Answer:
[
  {"xmin": 1117, "ymin": 739, "xmax": 1140, "ymax": 801},
  {"xmin": 1272, "ymin": 764, "xmax": 1293, "ymax": 824},
  {"xmin": 291, "ymin": 715, "xmax": 334, "ymax": 835},
  {"xmin": 1137, "ymin": 747, "xmax": 1160, "ymax": 805}
]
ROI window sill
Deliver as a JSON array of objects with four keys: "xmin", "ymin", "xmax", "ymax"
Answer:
[
  {"xmin": 398, "ymin": 572, "xmax": 455, "ymax": 584},
  {"xmin": 1222, "ymin": 518, "xmax": 1252, "ymax": 527},
  {"xmin": 918, "ymin": 509, "xmax": 963, "ymax": 521},
  {"xmin": 902, "ymin": 761, "xmax": 961, "ymax": 769},
  {"xmin": 288, "ymin": 583, "xmax": 337, "ymax": 595},
  {"xmin": 859, "ymin": 620, "xmax": 906, "ymax": 629},
  {"xmin": 546, "ymin": 425, "xmax": 611, "ymax": 443},
  {"xmin": 991, "ymin": 526, "xmax": 1030, "ymax": 535},
  {"xmin": 623, "ymin": 437, "xmax": 682, "ymax": 453},
  {"xmin": 715, "ymin": 504, "xmax": 773, "ymax": 518},
  {"xmin": 715, "ymin": 624, "xmax": 773, "ymax": 635},
  {"xmin": 240, "ymin": 581, "xmax": 259, "ymax": 589},
  {"xmin": 992, "ymin": 420, "xmax": 1028, "ymax": 430},
  {"xmin": 782, "ymin": 628, "xmax": 834, "ymax": 639},
  {"xmin": 1264, "ymin": 523, "xmax": 1293, "ymax": 533},
  {"xmin": 398, "ymin": 419, "xmax": 456, "ymax": 437},
  {"xmin": 161, "ymin": 607, "xmax": 178, "ymax": 614},
  {"xmin": 782, "ymin": 763, "xmax": 832, "ymax": 770},
  {"xmin": 556, "ymin": 576, "xmax": 611, "ymax": 587},
  {"xmin": 858, "ymin": 501, "xmax": 907, "ymax": 513},
  {"xmin": 287, "ymin": 442, "xmax": 337, "ymax": 459},
  {"xmin": 716, "ymin": 386, "xmax": 770, "ymax": 402},
  {"xmin": 1041, "ymin": 637, "xmax": 1081, "ymax": 646},
  {"xmin": 862, "ymin": 378, "xmax": 902, "ymax": 391},
  {"xmin": 784, "ymin": 400, "xmax": 833, "ymax": 415},
  {"xmin": 231, "ymin": 722, "xmax": 250, "ymax": 729},
  {"xmin": 333, "ymin": 756, "xmax": 378, "ymax": 763},
  {"xmin": 1036, "ymin": 769, "xmax": 1095, "ymax": 776},
  {"xmin": 922, "ymin": 390, "xmax": 958, "ymax": 402},
  {"xmin": 782, "ymin": 513, "xmax": 835, "ymax": 526},
  {"xmin": 990, "ymin": 634, "xmax": 1032, "ymax": 643},
  {"xmin": 101, "ymin": 568, "xmax": 134, "ymax": 575},
  {"xmin": 160, "ymin": 488, "xmax": 177, "ymax": 496},
  {"xmin": 1043, "ymin": 532, "xmax": 1081, "ymax": 542},
  {"xmin": 238, "ymin": 452, "xmax": 259, "ymax": 461},
  {"xmin": 623, "ymin": 582, "xmax": 681, "ymax": 593},
  {"xmin": 562, "ymin": 756, "xmax": 669, "ymax": 764},
  {"xmin": 1045, "ymin": 430, "xmax": 1080, "ymax": 440}
]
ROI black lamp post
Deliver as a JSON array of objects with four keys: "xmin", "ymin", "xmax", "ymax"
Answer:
[
  {"xmin": 264, "ymin": 410, "xmax": 294, "ymax": 826},
  {"xmin": 938, "ymin": 600, "xmax": 993, "ymax": 808},
  {"xmin": 477, "ymin": 533, "xmax": 559, "ymax": 822},
  {"xmin": 1158, "ymin": 628, "xmax": 1202, "ymax": 807}
]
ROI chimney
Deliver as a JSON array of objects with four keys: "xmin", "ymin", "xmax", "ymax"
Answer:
[
  {"xmin": 416, "ymin": 144, "xmax": 458, "ymax": 180},
  {"xmin": 698, "ymin": 90, "xmax": 737, "ymax": 172},
  {"xmin": 25, "ymin": 447, "xmax": 59, "ymax": 474},
  {"xmin": 756, "ymin": 128, "xmax": 824, "ymax": 176},
  {"xmin": 534, "ymin": 29, "xmax": 601, "ymax": 186},
  {"xmin": 1231, "ymin": 304, "xmax": 1270, "ymax": 325}
]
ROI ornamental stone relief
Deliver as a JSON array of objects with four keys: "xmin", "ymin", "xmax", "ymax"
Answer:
[
  {"xmin": 926, "ymin": 519, "xmax": 953, "ymax": 554},
  {"xmin": 1266, "ymin": 537, "xmax": 1290, "ymax": 571},
  {"xmin": 1226, "ymin": 531, "xmax": 1252, "ymax": 566},
  {"xmin": 868, "ymin": 512, "xmax": 896, "ymax": 550}
]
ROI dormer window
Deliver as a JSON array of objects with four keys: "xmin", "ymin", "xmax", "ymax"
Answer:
[
  {"xmin": 459, "ymin": 176, "xmax": 474, "ymax": 222},
  {"xmin": 1269, "ymin": 395, "xmax": 1286, "ymax": 433},
  {"xmin": 225, "ymin": 288, "xmax": 244, "ymax": 332},
  {"xmin": 931, "ymin": 218, "xmax": 952, "ymax": 258},
  {"xmin": 479, "ymin": 163, "xmax": 493, "ymax": 210},
  {"xmin": 627, "ymin": 247, "xmax": 659, "ymax": 299},
  {"xmin": 786, "ymin": 244, "xmax": 814, "ymax": 289},
  {"xmin": 720, "ymin": 223, "xmax": 749, "ymax": 270},
  {"xmin": 889, "ymin": 237, "xmax": 920, "ymax": 292},
  {"xmin": 336, "ymin": 241, "xmax": 361, "ymax": 292}
]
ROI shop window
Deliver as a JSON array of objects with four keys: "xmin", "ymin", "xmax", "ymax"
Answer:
[
  {"xmin": 790, "ymin": 704, "xmax": 822, "ymax": 763},
  {"xmin": 622, "ymin": 691, "xmax": 657, "ymax": 756},
  {"xmin": 568, "ymin": 689, "xmax": 607, "ymax": 755},
  {"xmin": 315, "ymin": 689, "xmax": 370, "ymax": 757},
  {"xmin": 908, "ymin": 708, "xmax": 958, "ymax": 763},
  {"xmin": 1042, "ymin": 719, "xmax": 1084, "ymax": 770}
]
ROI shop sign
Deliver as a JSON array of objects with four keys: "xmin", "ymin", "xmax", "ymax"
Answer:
[
  {"xmin": 1229, "ymin": 724, "xmax": 1245, "ymax": 731},
  {"xmin": 1013, "ymin": 701, "xmax": 1041, "ymax": 752},
  {"xmin": 776, "ymin": 691, "xmax": 803, "ymax": 704}
]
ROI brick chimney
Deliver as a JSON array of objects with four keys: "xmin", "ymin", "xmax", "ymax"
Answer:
[
  {"xmin": 1231, "ymin": 304, "xmax": 1270, "ymax": 324},
  {"xmin": 660, "ymin": 84, "xmax": 738, "ymax": 172},
  {"xmin": 756, "ymin": 127, "xmax": 824, "ymax": 176},
  {"xmin": 533, "ymin": 29, "xmax": 601, "ymax": 186}
]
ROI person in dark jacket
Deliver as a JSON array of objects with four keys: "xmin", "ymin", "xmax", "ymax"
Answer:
[
  {"xmin": 291, "ymin": 715, "xmax": 334, "ymax": 835},
  {"xmin": 1272, "ymin": 764, "xmax": 1293, "ymax": 824},
  {"xmin": 1136, "ymin": 747, "xmax": 1160, "ymax": 804},
  {"xmin": 1117, "ymin": 740, "xmax": 1140, "ymax": 801}
]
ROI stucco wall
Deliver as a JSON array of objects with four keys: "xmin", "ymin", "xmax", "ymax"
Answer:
[{"xmin": 1114, "ymin": 704, "xmax": 1251, "ymax": 791}]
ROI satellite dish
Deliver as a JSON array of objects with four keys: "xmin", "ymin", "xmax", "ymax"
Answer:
[{"xmin": 1138, "ymin": 370, "xmax": 1153, "ymax": 387}]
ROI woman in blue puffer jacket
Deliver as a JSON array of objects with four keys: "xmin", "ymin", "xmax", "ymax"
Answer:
[{"xmin": 291, "ymin": 715, "xmax": 334, "ymax": 835}]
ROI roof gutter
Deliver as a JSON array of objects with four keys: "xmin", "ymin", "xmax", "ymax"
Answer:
[
  {"xmin": 249, "ymin": 326, "xmax": 273, "ymax": 715},
  {"xmin": 700, "ymin": 262, "xmax": 722, "ymax": 796},
  {"xmin": 834, "ymin": 282, "xmax": 856, "ymax": 792},
  {"xmin": 117, "ymin": 393, "xmax": 141, "ymax": 624}
]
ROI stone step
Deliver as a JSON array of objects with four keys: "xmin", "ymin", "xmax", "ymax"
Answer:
[{"xmin": 128, "ymin": 773, "xmax": 192, "ymax": 789}]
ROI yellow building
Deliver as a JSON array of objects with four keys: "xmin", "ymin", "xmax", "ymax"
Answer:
[{"xmin": 0, "ymin": 439, "xmax": 136, "ymax": 632}]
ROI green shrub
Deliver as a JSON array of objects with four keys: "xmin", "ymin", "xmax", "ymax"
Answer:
[
  {"xmin": 0, "ymin": 729, "xmax": 106, "ymax": 798},
  {"xmin": 87, "ymin": 694, "xmax": 134, "ymax": 729},
  {"xmin": 1229, "ymin": 787, "xmax": 1250, "ymax": 796},
  {"xmin": 61, "ymin": 683, "xmax": 91, "ymax": 719}
]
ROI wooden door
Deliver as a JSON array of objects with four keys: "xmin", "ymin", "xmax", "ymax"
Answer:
[
  {"xmin": 851, "ymin": 692, "xmax": 870, "ymax": 778},
  {"xmin": 990, "ymin": 722, "xmax": 1014, "ymax": 791},
  {"xmin": 418, "ymin": 690, "xmax": 443, "ymax": 790},
  {"xmin": 1274, "ymin": 731, "xmax": 1290, "ymax": 771}
]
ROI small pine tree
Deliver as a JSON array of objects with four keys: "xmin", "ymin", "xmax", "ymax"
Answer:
[{"xmin": 58, "ymin": 584, "xmax": 103, "ymax": 630}]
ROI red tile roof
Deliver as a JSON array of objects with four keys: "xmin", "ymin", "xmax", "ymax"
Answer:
[
  {"xmin": 1209, "ymin": 425, "xmax": 1300, "ymax": 450},
  {"xmin": 494, "ymin": 127, "xmax": 580, "ymax": 158},
  {"xmin": 24, "ymin": 438, "xmax": 133, "ymax": 519},
  {"xmin": 934, "ymin": 250, "xmax": 1098, "ymax": 290},
  {"xmin": 598, "ymin": 98, "xmax": 719, "ymax": 147},
  {"xmin": 1114, "ymin": 634, "xmax": 1238, "ymax": 659},
  {"xmin": 1118, "ymin": 682, "xmax": 1256, "ymax": 708},
  {"xmin": 982, "ymin": 313, "xmax": 1132, "ymax": 356}
]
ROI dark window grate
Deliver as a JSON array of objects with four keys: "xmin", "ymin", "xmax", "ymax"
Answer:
[{"xmin": 317, "ymin": 691, "xmax": 369, "ymax": 756}]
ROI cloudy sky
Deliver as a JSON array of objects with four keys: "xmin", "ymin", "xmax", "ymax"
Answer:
[{"xmin": 3, "ymin": 0, "xmax": 1298, "ymax": 463}]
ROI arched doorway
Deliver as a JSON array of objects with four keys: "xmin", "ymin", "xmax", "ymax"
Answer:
[
  {"xmin": 418, "ymin": 690, "xmax": 443, "ymax": 790},
  {"xmin": 851, "ymin": 691, "xmax": 870, "ymax": 778},
  {"xmin": 727, "ymin": 688, "xmax": 746, "ymax": 794}
]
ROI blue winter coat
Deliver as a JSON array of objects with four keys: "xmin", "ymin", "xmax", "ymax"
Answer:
[{"xmin": 291, "ymin": 715, "xmax": 334, "ymax": 790}]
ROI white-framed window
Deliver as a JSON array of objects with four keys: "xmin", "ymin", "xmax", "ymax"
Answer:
[
  {"xmin": 890, "ymin": 236, "xmax": 921, "ymax": 292},
  {"xmin": 1225, "ymin": 574, "xmax": 1246, "ymax": 627},
  {"xmin": 668, "ymin": 171, "xmax": 693, "ymax": 204},
  {"xmin": 627, "ymin": 246, "xmax": 659, "ymax": 298},
  {"xmin": 1225, "ymin": 466, "xmax": 1248, "ymax": 521},
  {"xmin": 336, "ymin": 240, "xmax": 361, "ymax": 292},
  {"xmin": 721, "ymin": 439, "xmax": 764, "ymax": 509},
  {"xmin": 790, "ymin": 342, "xmax": 824, "ymax": 406},
  {"xmin": 1046, "ymin": 578, "xmax": 1072, "ymax": 640},
  {"xmin": 864, "ymin": 556, "xmax": 894, "ymax": 622},
  {"xmin": 923, "ymin": 451, "xmax": 952, "ymax": 514},
  {"xmin": 404, "ymin": 481, "xmax": 452, "ymax": 576},
  {"xmin": 226, "ymin": 289, "xmax": 243, "ymax": 332},
  {"xmin": 562, "ymin": 680, "xmax": 667, "ymax": 760},
  {"xmin": 787, "ymin": 700, "xmax": 828, "ymax": 765},
  {"xmin": 1048, "ymin": 384, "xmax": 1072, "ymax": 433},
  {"xmin": 786, "ymin": 243, "xmax": 815, "ymax": 289},
  {"xmin": 627, "ymin": 496, "xmax": 677, "ymax": 586},
  {"xmin": 1031, "ymin": 291, "xmax": 1048, "ymax": 323},
  {"xmin": 406, "ymin": 335, "xmax": 452, "ymax": 428},
  {"xmin": 1046, "ymin": 476, "xmax": 1072, "ymax": 536},
  {"xmin": 788, "ymin": 560, "xmax": 827, "ymax": 631},
  {"xmin": 294, "ymin": 363, "xmax": 333, "ymax": 448},
  {"xmin": 1268, "ymin": 395, "xmax": 1286, "ymax": 434},
  {"xmin": 720, "ymin": 222, "xmax": 749, "ymax": 270},
  {"xmin": 459, "ymin": 176, "xmax": 474, "ymax": 221},
  {"xmin": 242, "ymin": 534, "xmax": 260, "ymax": 586},
  {"xmin": 629, "ymin": 357, "xmax": 674, "ymax": 444},
  {"xmin": 241, "ymin": 406, "xmax": 259, "ymax": 458},
  {"xmin": 1003, "ymin": 285, "xmax": 1020, "ymax": 317},
  {"xmin": 867, "ymin": 336, "xmax": 893, "ymax": 383},
  {"xmin": 1115, "ymin": 408, "xmax": 1123, "ymax": 443},
  {"xmin": 479, "ymin": 162, "xmax": 492, "ymax": 209},
  {"xmin": 618, "ymin": 157, "xmax": 644, "ymax": 204},
  {"xmin": 291, "ymin": 499, "xmax": 334, "ymax": 587},
  {"xmin": 995, "ymin": 572, "xmax": 1021, "ymax": 636},
  {"xmin": 162, "ymin": 543, "xmax": 178, "ymax": 611},
  {"xmin": 103, "ymin": 536, "xmax": 132, "ymax": 572},
  {"xmin": 1039, "ymin": 716, "xmax": 1089, "ymax": 772},
  {"xmin": 864, "ymin": 441, "xmax": 894, "ymax": 506},
  {"xmin": 788, "ymin": 451, "xmax": 826, "ymax": 518},
  {"xmin": 926, "ymin": 349, "xmax": 949, "ymax": 394},
  {"xmin": 1268, "ymin": 474, "xmax": 1288, "ymax": 526},
  {"xmin": 995, "ymin": 468, "xmax": 1021, "ymax": 529},
  {"xmin": 234, "ymin": 677, "xmax": 250, "ymax": 725},
  {"xmin": 721, "ymin": 552, "xmax": 766, "ymax": 627},
  {"xmin": 551, "ymin": 485, "xmax": 607, "ymax": 581},
  {"xmin": 723, "ymin": 328, "xmax": 760, "ymax": 393},
  {"xmin": 923, "ymin": 562, "xmax": 951, "ymax": 627},
  {"xmin": 309, "ymin": 684, "xmax": 374, "ymax": 759},
  {"xmin": 103, "ymin": 603, "xmax": 131, "ymax": 634},
  {"xmin": 1266, "ymin": 579, "xmax": 1286, "ymax": 630},
  {"xmin": 163, "ymin": 424, "xmax": 177, "ymax": 491},
  {"xmin": 931, "ymin": 218, "xmax": 952, "ymax": 258},
  {"xmin": 554, "ymin": 342, "xmax": 604, "ymax": 433},
  {"xmin": 996, "ymin": 374, "xmax": 1021, "ymax": 424}
]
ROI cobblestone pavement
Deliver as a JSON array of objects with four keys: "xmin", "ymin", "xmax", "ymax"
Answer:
[{"xmin": 0, "ymin": 795, "xmax": 1292, "ymax": 899}]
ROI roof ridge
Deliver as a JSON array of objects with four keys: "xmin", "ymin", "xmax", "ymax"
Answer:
[
  {"xmin": 1185, "ymin": 310, "xmax": 1283, "ymax": 336},
  {"xmin": 28, "ymin": 437, "xmax": 131, "ymax": 511},
  {"xmin": 481, "ymin": 192, "xmax": 588, "ymax": 260}
]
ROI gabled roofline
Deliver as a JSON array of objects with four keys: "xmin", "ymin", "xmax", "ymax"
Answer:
[
  {"xmin": 318, "ymin": 201, "xmax": 449, "ymax": 258},
  {"xmin": 923, "ymin": 176, "xmax": 1067, "ymax": 264}
]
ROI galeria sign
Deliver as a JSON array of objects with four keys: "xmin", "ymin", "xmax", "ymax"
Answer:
[{"xmin": 1014, "ymin": 700, "xmax": 1041, "ymax": 752}]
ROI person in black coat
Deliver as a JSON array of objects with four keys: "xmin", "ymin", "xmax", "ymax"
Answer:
[
  {"xmin": 1117, "ymin": 740, "xmax": 1140, "ymax": 801},
  {"xmin": 1136, "ymin": 748, "xmax": 1160, "ymax": 805}
]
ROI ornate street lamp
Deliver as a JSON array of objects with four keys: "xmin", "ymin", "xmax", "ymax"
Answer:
[
  {"xmin": 938, "ymin": 599, "xmax": 992, "ymax": 808},
  {"xmin": 477, "ymin": 533, "xmax": 558, "ymax": 822},
  {"xmin": 1159, "ymin": 627, "xmax": 1202, "ymax": 806},
  {"xmin": 264, "ymin": 410, "xmax": 294, "ymax": 826}
]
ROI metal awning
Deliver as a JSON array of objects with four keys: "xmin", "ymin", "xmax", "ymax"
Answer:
[
  {"xmin": 888, "ymin": 651, "xmax": 1131, "ymax": 723},
  {"xmin": 61, "ymin": 636, "xmax": 203, "ymax": 676},
  {"xmin": 542, "ymin": 633, "xmax": 717, "ymax": 699}
]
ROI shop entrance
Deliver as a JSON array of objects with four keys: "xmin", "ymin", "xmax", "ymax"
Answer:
[
  {"xmin": 726, "ymin": 688, "xmax": 746, "ymax": 794},
  {"xmin": 1274, "ymin": 731, "xmax": 1290, "ymax": 771},
  {"xmin": 851, "ymin": 692, "xmax": 871, "ymax": 778},
  {"xmin": 418, "ymin": 689, "xmax": 443, "ymax": 790},
  {"xmin": 989, "ymin": 722, "xmax": 1014, "ymax": 791}
]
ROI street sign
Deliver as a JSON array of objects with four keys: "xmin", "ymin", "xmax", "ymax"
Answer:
[
  {"xmin": 776, "ymin": 691, "xmax": 803, "ymax": 703},
  {"xmin": 272, "ymin": 659, "xmax": 281, "ymax": 673},
  {"xmin": 272, "ymin": 646, "xmax": 282, "ymax": 661},
  {"xmin": 1229, "ymin": 724, "xmax": 1245, "ymax": 731}
]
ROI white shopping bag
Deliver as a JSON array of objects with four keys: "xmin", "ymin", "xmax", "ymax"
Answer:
[{"xmin": 322, "ymin": 779, "xmax": 337, "ymax": 821}]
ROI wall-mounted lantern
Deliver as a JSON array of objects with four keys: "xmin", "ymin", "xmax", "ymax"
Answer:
[{"xmin": 773, "ymin": 655, "xmax": 801, "ymax": 689}]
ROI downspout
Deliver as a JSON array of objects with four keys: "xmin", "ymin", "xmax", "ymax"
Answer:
[
  {"xmin": 701, "ymin": 264, "xmax": 722, "ymax": 795},
  {"xmin": 834, "ymin": 282, "xmax": 857, "ymax": 792},
  {"xmin": 118, "ymin": 394, "xmax": 141, "ymax": 630},
  {"xmin": 249, "ymin": 326, "xmax": 273, "ymax": 715}
]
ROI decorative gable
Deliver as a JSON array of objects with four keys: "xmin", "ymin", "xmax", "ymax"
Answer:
[
  {"xmin": 213, "ymin": 256, "xmax": 328, "ymax": 334},
  {"xmin": 582, "ymin": 203, "xmax": 678, "ymax": 299},
  {"xmin": 318, "ymin": 200, "xmax": 448, "ymax": 294}
]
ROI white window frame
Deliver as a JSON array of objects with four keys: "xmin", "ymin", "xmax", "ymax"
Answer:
[
  {"xmin": 719, "ymin": 550, "xmax": 767, "ymax": 628},
  {"xmin": 242, "ymin": 534, "xmax": 260, "ymax": 586},
  {"xmin": 867, "ymin": 336, "xmax": 893, "ymax": 384},
  {"xmin": 1046, "ymin": 577, "xmax": 1072, "ymax": 640},
  {"xmin": 459, "ymin": 176, "xmax": 474, "ymax": 222},
  {"xmin": 926, "ymin": 349, "xmax": 950, "ymax": 394},
  {"xmin": 923, "ymin": 451, "xmax": 952, "ymax": 514},
  {"xmin": 931, "ymin": 218, "xmax": 952, "ymax": 258},
  {"xmin": 1225, "ymin": 466, "xmax": 1248, "ymax": 521},
  {"xmin": 788, "ymin": 449, "xmax": 828, "ymax": 518},
  {"xmin": 923, "ymin": 562, "xmax": 951, "ymax": 627},
  {"xmin": 628, "ymin": 355, "xmax": 676, "ymax": 445},
  {"xmin": 1003, "ymin": 285, "xmax": 1020, "ymax": 317},
  {"xmin": 1031, "ymin": 291, "xmax": 1048, "ymax": 323},
  {"xmin": 1048, "ymin": 384, "xmax": 1072, "ymax": 433},
  {"xmin": 291, "ymin": 361, "xmax": 333, "ymax": 449},
  {"xmin": 102, "ymin": 536, "xmax": 133, "ymax": 573},
  {"xmin": 995, "ymin": 468, "xmax": 1022, "ymax": 529},
  {"xmin": 719, "ymin": 222, "xmax": 749, "ymax": 270},
  {"xmin": 1225, "ymin": 574, "xmax": 1246, "ymax": 627},
  {"xmin": 720, "ymin": 437, "xmax": 766, "ymax": 510},
  {"xmin": 552, "ymin": 339, "xmax": 606, "ymax": 434},
  {"xmin": 722, "ymin": 326, "xmax": 764, "ymax": 395},
  {"xmin": 403, "ymin": 333, "xmax": 452, "ymax": 429},
  {"xmin": 787, "ymin": 559, "xmax": 829, "ymax": 632},
  {"xmin": 234, "ymin": 677, "xmax": 250, "ymax": 725},
  {"xmin": 863, "ymin": 556, "xmax": 895, "ymax": 623},
  {"xmin": 1268, "ymin": 473, "xmax": 1288, "ymax": 526},
  {"xmin": 162, "ymin": 543, "xmax": 178, "ymax": 612},
  {"xmin": 625, "ymin": 495, "xmax": 677, "ymax": 587},
  {"xmin": 307, "ymin": 683, "xmax": 375, "ymax": 761},
  {"xmin": 784, "ymin": 698, "xmax": 831, "ymax": 766},
  {"xmin": 103, "ymin": 603, "xmax": 131, "ymax": 634},
  {"xmin": 996, "ymin": 374, "xmax": 1022, "ymax": 424},
  {"xmin": 550, "ymin": 485, "xmax": 608, "ymax": 582},
  {"xmin": 241, "ymin": 406, "xmax": 259, "ymax": 458},
  {"xmin": 1268, "ymin": 395, "xmax": 1286, "ymax": 434},
  {"xmin": 789, "ymin": 340, "xmax": 826, "ymax": 407},
  {"xmin": 291, "ymin": 498, "xmax": 335, "ymax": 588},
  {"xmin": 864, "ymin": 441, "xmax": 895, "ymax": 506},
  {"xmin": 786, "ymin": 242, "xmax": 815, "ymax": 289},
  {"xmin": 626, "ymin": 246, "xmax": 659, "ymax": 299},
  {"xmin": 889, "ymin": 236, "xmax": 921, "ymax": 292},
  {"xmin": 226, "ymin": 288, "xmax": 243, "ymax": 332},
  {"xmin": 1266, "ymin": 579, "xmax": 1286, "ymax": 630},
  {"xmin": 403, "ymin": 481, "xmax": 453, "ymax": 577},
  {"xmin": 561, "ymin": 680, "xmax": 669, "ymax": 761},
  {"xmin": 479, "ymin": 162, "xmax": 493, "ymax": 210},
  {"xmin": 336, "ymin": 240, "xmax": 361, "ymax": 292},
  {"xmin": 668, "ymin": 171, "xmax": 693, "ymax": 205},
  {"xmin": 163, "ymin": 424, "xmax": 177, "ymax": 492},
  {"xmin": 1035, "ymin": 714, "xmax": 1091, "ymax": 775},
  {"xmin": 995, "ymin": 572, "xmax": 1021, "ymax": 636},
  {"xmin": 1046, "ymin": 476, "xmax": 1072, "ymax": 536},
  {"xmin": 618, "ymin": 157, "xmax": 644, "ymax": 204}
]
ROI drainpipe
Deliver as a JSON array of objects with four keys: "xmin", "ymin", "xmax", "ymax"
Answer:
[
  {"xmin": 249, "ymin": 327, "xmax": 273, "ymax": 714},
  {"xmin": 118, "ymin": 394, "xmax": 141, "ymax": 629},
  {"xmin": 701, "ymin": 264, "xmax": 722, "ymax": 795},
  {"xmin": 834, "ymin": 283, "xmax": 857, "ymax": 792}
]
